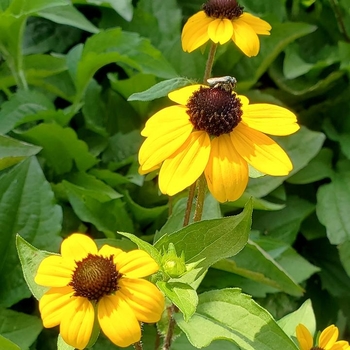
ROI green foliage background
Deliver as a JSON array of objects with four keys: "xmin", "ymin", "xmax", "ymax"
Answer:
[{"xmin": 0, "ymin": 0, "xmax": 350, "ymax": 348}]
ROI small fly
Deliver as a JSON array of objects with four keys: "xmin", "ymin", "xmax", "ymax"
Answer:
[{"xmin": 207, "ymin": 76, "xmax": 237, "ymax": 92}]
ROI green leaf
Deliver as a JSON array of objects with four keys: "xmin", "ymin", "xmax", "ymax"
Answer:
[
  {"xmin": 71, "ymin": 28, "xmax": 177, "ymax": 99},
  {"xmin": 154, "ymin": 199, "xmax": 252, "ymax": 275},
  {"xmin": 7, "ymin": 0, "xmax": 69, "ymax": 16},
  {"xmin": 278, "ymin": 299, "xmax": 316, "ymax": 341},
  {"xmin": 20, "ymin": 123, "xmax": 97, "ymax": 175},
  {"xmin": 128, "ymin": 77, "xmax": 191, "ymax": 101},
  {"xmin": 0, "ymin": 307, "xmax": 42, "ymax": 349},
  {"xmin": 0, "ymin": 89, "xmax": 54, "ymax": 134},
  {"xmin": 175, "ymin": 288, "xmax": 299, "ymax": 350},
  {"xmin": 339, "ymin": 240, "xmax": 350, "ymax": 277},
  {"xmin": 0, "ymin": 157, "xmax": 62, "ymax": 307},
  {"xmin": 117, "ymin": 231, "xmax": 161, "ymax": 265},
  {"xmin": 16, "ymin": 235, "xmax": 51, "ymax": 300},
  {"xmin": 157, "ymin": 281, "xmax": 198, "ymax": 322},
  {"xmin": 316, "ymin": 171, "xmax": 350, "ymax": 245},
  {"xmin": 37, "ymin": 5, "xmax": 99, "ymax": 33},
  {"xmin": 0, "ymin": 135, "xmax": 41, "ymax": 170},
  {"xmin": 247, "ymin": 126, "xmax": 325, "ymax": 198},
  {"xmin": 213, "ymin": 240, "xmax": 304, "ymax": 296},
  {"xmin": 63, "ymin": 181, "xmax": 134, "ymax": 237},
  {"xmin": 57, "ymin": 334, "xmax": 75, "ymax": 350},
  {"xmin": 0, "ymin": 335, "xmax": 20, "ymax": 350}
]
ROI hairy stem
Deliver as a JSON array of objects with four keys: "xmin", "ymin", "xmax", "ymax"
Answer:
[{"xmin": 162, "ymin": 304, "xmax": 177, "ymax": 350}]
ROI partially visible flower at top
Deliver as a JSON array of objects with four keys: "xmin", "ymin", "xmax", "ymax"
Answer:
[
  {"xmin": 138, "ymin": 83, "xmax": 299, "ymax": 203},
  {"xmin": 181, "ymin": 0, "xmax": 271, "ymax": 56},
  {"xmin": 35, "ymin": 233, "xmax": 164, "ymax": 349},
  {"xmin": 296, "ymin": 324, "xmax": 350, "ymax": 350}
]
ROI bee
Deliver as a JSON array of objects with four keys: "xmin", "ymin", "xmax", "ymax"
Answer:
[{"xmin": 207, "ymin": 76, "xmax": 237, "ymax": 92}]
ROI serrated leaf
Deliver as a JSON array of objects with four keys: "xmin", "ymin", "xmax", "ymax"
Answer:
[
  {"xmin": 154, "ymin": 200, "xmax": 252, "ymax": 276},
  {"xmin": 175, "ymin": 288, "xmax": 299, "ymax": 350},
  {"xmin": 20, "ymin": 123, "xmax": 97, "ymax": 175},
  {"xmin": 316, "ymin": 171, "xmax": 350, "ymax": 245},
  {"xmin": 128, "ymin": 77, "xmax": 191, "ymax": 101},
  {"xmin": 0, "ymin": 89, "xmax": 54, "ymax": 134},
  {"xmin": 157, "ymin": 281, "xmax": 198, "ymax": 321},
  {"xmin": 0, "ymin": 308, "xmax": 42, "ymax": 349},
  {"xmin": 16, "ymin": 235, "xmax": 51, "ymax": 300},
  {"xmin": 0, "ymin": 135, "xmax": 41, "ymax": 170},
  {"xmin": 0, "ymin": 157, "xmax": 62, "ymax": 307}
]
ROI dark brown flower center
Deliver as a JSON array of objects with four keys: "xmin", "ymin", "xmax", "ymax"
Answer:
[
  {"xmin": 311, "ymin": 348, "xmax": 323, "ymax": 350},
  {"xmin": 69, "ymin": 254, "xmax": 121, "ymax": 302},
  {"xmin": 186, "ymin": 86, "xmax": 243, "ymax": 136},
  {"xmin": 203, "ymin": 0, "xmax": 244, "ymax": 20}
]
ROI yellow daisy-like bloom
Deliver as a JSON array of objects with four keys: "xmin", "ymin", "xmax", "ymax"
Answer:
[
  {"xmin": 138, "ymin": 83, "xmax": 299, "ymax": 203},
  {"xmin": 296, "ymin": 324, "xmax": 350, "ymax": 350},
  {"xmin": 35, "ymin": 233, "xmax": 165, "ymax": 349},
  {"xmin": 182, "ymin": 0, "xmax": 271, "ymax": 56}
]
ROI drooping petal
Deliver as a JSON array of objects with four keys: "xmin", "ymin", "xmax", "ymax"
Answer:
[
  {"xmin": 204, "ymin": 134, "xmax": 248, "ymax": 202},
  {"xmin": 141, "ymin": 105, "xmax": 191, "ymax": 137},
  {"xmin": 61, "ymin": 233, "xmax": 98, "ymax": 261},
  {"xmin": 296, "ymin": 324, "xmax": 314, "ymax": 350},
  {"xmin": 208, "ymin": 18, "xmax": 234, "ymax": 44},
  {"xmin": 98, "ymin": 294, "xmax": 141, "ymax": 347},
  {"xmin": 98, "ymin": 244, "xmax": 125, "ymax": 260},
  {"xmin": 119, "ymin": 278, "xmax": 164, "ymax": 323},
  {"xmin": 159, "ymin": 131, "xmax": 211, "ymax": 196},
  {"xmin": 35, "ymin": 255, "xmax": 74, "ymax": 287},
  {"xmin": 139, "ymin": 110, "xmax": 193, "ymax": 172},
  {"xmin": 231, "ymin": 123, "xmax": 293, "ymax": 176},
  {"xmin": 231, "ymin": 18, "xmax": 260, "ymax": 57},
  {"xmin": 239, "ymin": 13, "xmax": 271, "ymax": 35},
  {"xmin": 168, "ymin": 85, "xmax": 204, "ymax": 105},
  {"xmin": 117, "ymin": 250, "xmax": 159, "ymax": 278},
  {"xmin": 39, "ymin": 286, "xmax": 75, "ymax": 328},
  {"xmin": 242, "ymin": 104, "xmax": 299, "ymax": 136},
  {"xmin": 60, "ymin": 297, "xmax": 95, "ymax": 350},
  {"xmin": 181, "ymin": 11, "xmax": 213, "ymax": 52},
  {"xmin": 319, "ymin": 325, "xmax": 338, "ymax": 349}
]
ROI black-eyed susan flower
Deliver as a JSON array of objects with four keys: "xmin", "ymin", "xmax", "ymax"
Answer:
[
  {"xmin": 138, "ymin": 83, "xmax": 299, "ymax": 203},
  {"xmin": 182, "ymin": 0, "xmax": 271, "ymax": 57},
  {"xmin": 35, "ymin": 233, "xmax": 164, "ymax": 349},
  {"xmin": 296, "ymin": 324, "xmax": 350, "ymax": 350}
]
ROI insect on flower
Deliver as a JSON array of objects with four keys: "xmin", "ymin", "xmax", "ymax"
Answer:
[{"xmin": 207, "ymin": 76, "xmax": 237, "ymax": 92}]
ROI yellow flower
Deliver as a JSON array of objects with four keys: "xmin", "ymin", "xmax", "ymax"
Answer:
[
  {"xmin": 182, "ymin": 0, "xmax": 271, "ymax": 56},
  {"xmin": 296, "ymin": 324, "xmax": 350, "ymax": 350},
  {"xmin": 35, "ymin": 233, "xmax": 165, "ymax": 349},
  {"xmin": 138, "ymin": 83, "xmax": 299, "ymax": 203}
]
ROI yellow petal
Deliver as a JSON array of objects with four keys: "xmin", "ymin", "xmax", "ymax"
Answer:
[
  {"xmin": 139, "ymin": 110, "xmax": 193, "ymax": 172},
  {"xmin": 181, "ymin": 11, "xmax": 212, "ymax": 52},
  {"xmin": 35, "ymin": 255, "xmax": 74, "ymax": 287},
  {"xmin": 232, "ymin": 18, "xmax": 260, "ymax": 57},
  {"xmin": 159, "ymin": 131, "xmax": 210, "ymax": 196},
  {"xmin": 61, "ymin": 233, "xmax": 98, "ymax": 261},
  {"xmin": 119, "ymin": 278, "xmax": 164, "ymax": 323},
  {"xmin": 242, "ymin": 103, "xmax": 299, "ymax": 136},
  {"xmin": 208, "ymin": 18, "xmax": 234, "ymax": 44},
  {"xmin": 168, "ymin": 84, "xmax": 204, "ymax": 105},
  {"xmin": 236, "ymin": 94, "xmax": 249, "ymax": 107},
  {"xmin": 141, "ymin": 105, "xmax": 191, "ymax": 137},
  {"xmin": 39, "ymin": 286, "xmax": 75, "ymax": 328},
  {"xmin": 98, "ymin": 244, "xmax": 125, "ymax": 260},
  {"xmin": 239, "ymin": 13, "xmax": 271, "ymax": 35},
  {"xmin": 117, "ymin": 250, "xmax": 159, "ymax": 278},
  {"xmin": 60, "ymin": 297, "xmax": 95, "ymax": 350},
  {"xmin": 204, "ymin": 134, "xmax": 248, "ymax": 202},
  {"xmin": 332, "ymin": 341, "xmax": 350, "ymax": 350},
  {"xmin": 231, "ymin": 123, "xmax": 293, "ymax": 176},
  {"xmin": 296, "ymin": 324, "xmax": 314, "ymax": 350},
  {"xmin": 98, "ymin": 294, "xmax": 141, "ymax": 347},
  {"xmin": 319, "ymin": 325, "xmax": 338, "ymax": 348}
]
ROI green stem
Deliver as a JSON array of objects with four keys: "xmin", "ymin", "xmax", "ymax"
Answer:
[
  {"xmin": 193, "ymin": 174, "xmax": 206, "ymax": 222},
  {"xmin": 162, "ymin": 304, "xmax": 177, "ymax": 350},
  {"xmin": 183, "ymin": 183, "xmax": 196, "ymax": 226},
  {"xmin": 329, "ymin": 0, "xmax": 350, "ymax": 42},
  {"xmin": 203, "ymin": 42, "xmax": 218, "ymax": 82}
]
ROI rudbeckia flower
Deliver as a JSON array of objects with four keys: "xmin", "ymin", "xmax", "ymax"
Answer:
[
  {"xmin": 138, "ymin": 83, "xmax": 299, "ymax": 203},
  {"xmin": 182, "ymin": 0, "xmax": 271, "ymax": 57},
  {"xmin": 296, "ymin": 324, "xmax": 350, "ymax": 350},
  {"xmin": 35, "ymin": 233, "xmax": 164, "ymax": 349}
]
